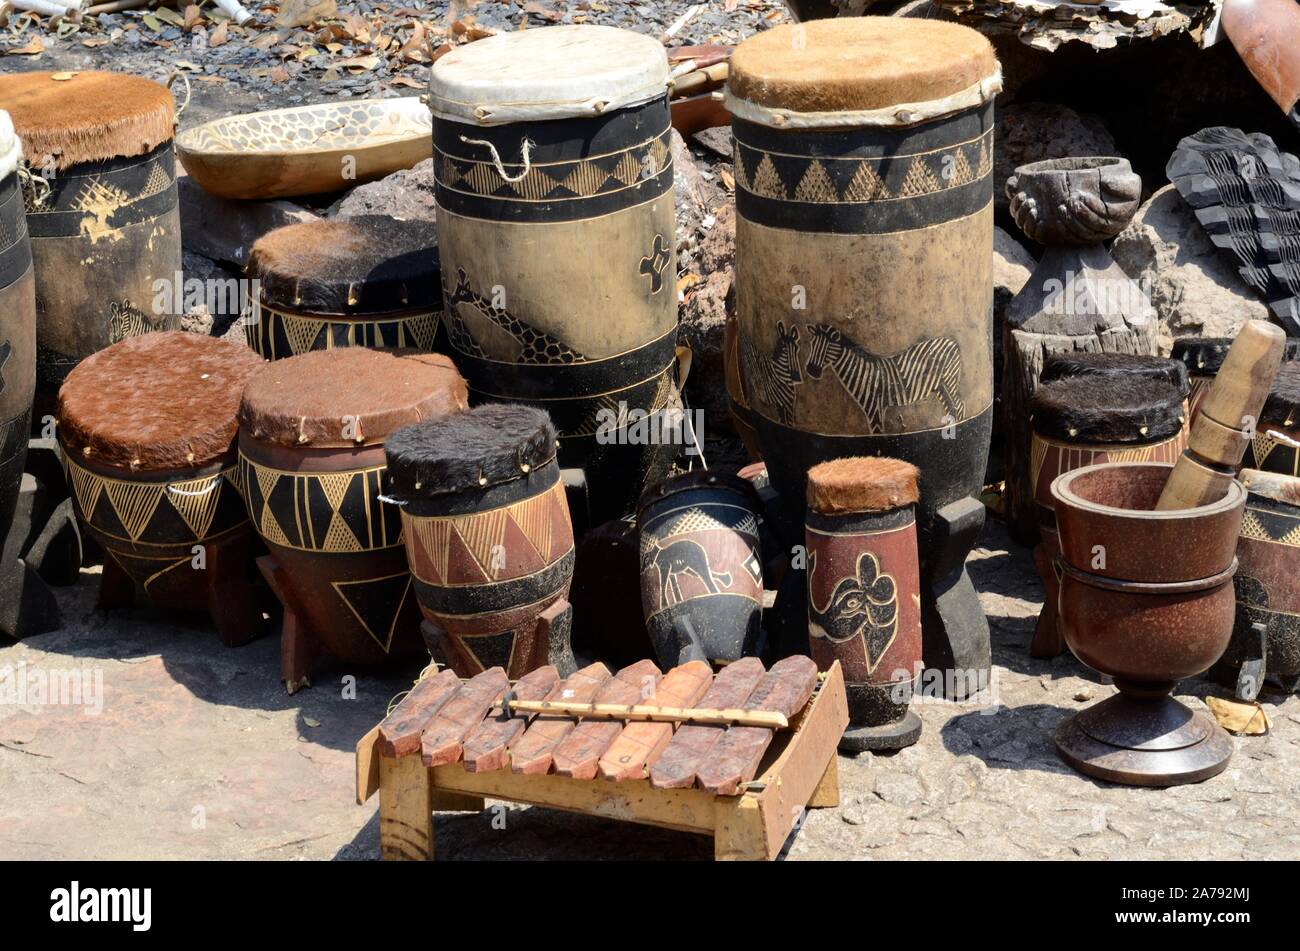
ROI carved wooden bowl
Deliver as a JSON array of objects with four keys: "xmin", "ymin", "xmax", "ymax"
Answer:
[{"xmin": 1006, "ymin": 156, "xmax": 1142, "ymax": 245}]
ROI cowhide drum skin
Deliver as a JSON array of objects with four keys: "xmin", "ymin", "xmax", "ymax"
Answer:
[{"xmin": 0, "ymin": 168, "xmax": 35, "ymax": 545}]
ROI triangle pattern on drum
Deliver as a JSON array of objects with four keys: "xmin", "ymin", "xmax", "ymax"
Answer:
[
  {"xmin": 453, "ymin": 508, "xmax": 509, "ymax": 580},
  {"xmin": 794, "ymin": 161, "xmax": 837, "ymax": 203},
  {"xmin": 750, "ymin": 154, "xmax": 785, "ymax": 200},
  {"xmin": 508, "ymin": 494, "xmax": 554, "ymax": 564},
  {"xmin": 167, "ymin": 474, "xmax": 224, "ymax": 540},
  {"xmin": 456, "ymin": 630, "xmax": 516, "ymax": 675},
  {"xmin": 332, "ymin": 573, "xmax": 413, "ymax": 653},
  {"xmin": 843, "ymin": 162, "xmax": 889, "ymax": 202},
  {"xmin": 280, "ymin": 313, "xmax": 323, "ymax": 356},
  {"xmin": 68, "ymin": 462, "xmax": 104, "ymax": 520},
  {"xmin": 104, "ymin": 480, "xmax": 165, "ymax": 542},
  {"xmin": 445, "ymin": 527, "xmax": 491, "ymax": 586},
  {"xmin": 898, "ymin": 157, "xmax": 942, "ymax": 198}
]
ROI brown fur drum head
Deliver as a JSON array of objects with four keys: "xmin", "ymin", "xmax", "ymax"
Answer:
[
  {"xmin": 0, "ymin": 71, "xmax": 175, "ymax": 171},
  {"xmin": 806, "ymin": 457, "xmax": 921, "ymax": 515},
  {"xmin": 1032, "ymin": 377, "xmax": 1185, "ymax": 444},
  {"xmin": 238, "ymin": 348, "xmax": 467, "ymax": 449},
  {"xmin": 1040, "ymin": 351, "xmax": 1189, "ymax": 398},
  {"xmin": 57, "ymin": 331, "xmax": 265, "ymax": 472},
  {"xmin": 727, "ymin": 18, "xmax": 997, "ymax": 116},
  {"xmin": 384, "ymin": 404, "xmax": 557, "ymax": 498},
  {"xmin": 248, "ymin": 216, "xmax": 441, "ymax": 315},
  {"xmin": 1262, "ymin": 362, "xmax": 1300, "ymax": 428}
]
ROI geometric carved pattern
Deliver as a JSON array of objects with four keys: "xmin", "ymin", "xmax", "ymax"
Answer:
[
  {"xmin": 332, "ymin": 572, "xmax": 414, "ymax": 654},
  {"xmin": 1240, "ymin": 508, "xmax": 1300, "ymax": 547},
  {"xmin": 248, "ymin": 306, "xmax": 441, "ymax": 360}
]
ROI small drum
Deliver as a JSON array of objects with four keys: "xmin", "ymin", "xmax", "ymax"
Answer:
[
  {"xmin": 384, "ymin": 404, "xmax": 577, "ymax": 679},
  {"xmin": 1243, "ymin": 362, "xmax": 1300, "ymax": 472},
  {"xmin": 0, "ymin": 110, "xmax": 35, "ymax": 550},
  {"xmin": 1173, "ymin": 336, "xmax": 1300, "ymax": 419},
  {"xmin": 636, "ymin": 471, "xmax": 764, "ymax": 669},
  {"xmin": 1029, "ymin": 375, "xmax": 1187, "ymax": 657},
  {"xmin": 726, "ymin": 18, "xmax": 1001, "ymax": 687},
  {"xmin": 237, "ymin": 348, "xmax": 468, "ymax": 691},
  {"xmin": 806, "ymin": 457, "xmax": 923, "ymax": 751},
  {"xmin": 0, "ymin": 72, "xmax": 181, "ymax": 408},
  {"xmin": 245, "ymin": 216, "xmax": 442, "ymax": 360},
  {"xmin": 57, "ymin": 332, "xmax": 265, "ymax": 645},
  {"xmin": 429, "ymin": 25, "xmax": 679, "ymax": 522},
  {"xmin": 1040, "ymin": 351, "xmax": 1190, "ymax": 394},
  {"xmin": 1215, "ymin": 468, "xmax": 1300, "ymax": 695}
]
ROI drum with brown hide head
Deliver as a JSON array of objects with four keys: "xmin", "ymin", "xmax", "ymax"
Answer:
[
  {"xmin": 384, "ymin": 404, "xmax": 577, "ymax": 679},
  {"xmin": 56, "ymin": 332, "xmax": 265, "ymax": 646},
  {"xmin": 237, "ymin": 348, "xmax": 468, "ymax": 692},
  {"xmin": 806, "ymin": 457, "xmax": 923, "ymax": 752},
  {"xmin": 726, "ymin": 18, "xmax": 1001, "ymax": 692},
  {"xmin": 1242, "ymin": 362, "xmax": 1300, "ymax": 473},
  {"xmin": 636, "ymin": 471, "xmax": 764, "ymax": 669},
  {"xmin": 1173, "ymin": 336, "xmax": 1300, "ymax": 420},
  {"xmin": 428, "ymin": 25, "xmax": 679, "ymax": 523},
  {"xmin": 1028, "ymin": 376, "xmax": 1188, "ymax": 657},
  {"xmin": 0, "ymin": 110, "xmax": 35, "ymax": 569},
  {"xmin": 245, "ymin": 216, "xmax": 442, "ymax": 359},
  {"xmin": 0, "ymin": 72, "xmax": 182, "ymax": 414}
]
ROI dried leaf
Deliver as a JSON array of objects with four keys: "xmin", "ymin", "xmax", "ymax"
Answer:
[
  {"xmin": 6, "ymin": 37, "xmax": 45, "ymax": 56},
  {"xmin": 269, "ymin": 65, "xmax": 290, "ymax": 83},
  {"xmin": 173, "ymin": 60, "xmax": 202, "ymax": 71},
  {"xmin": 81, "ymin": 37, "xmax": 111, "ymax": 48},
  {"xmin": 154, "ymin": 6, "xmax": 186, "ymax": 26},
  {"xmin": 209, "ymin": 21, "xmax": 229, "ymax": 47},
  {"xmin": 143, "ymin": 13, "xmax": 163, "ymax": 32},
  {"xmin": 337, "ymin": 54, "xmax": 380, "ymax": 72},
  {"xmin": 182, "ymin": 4, "xmax": 202, "ymax": 31},
  {"xmin": 344, "ymin": 12, "xmax": 370, "ymax": 43},
  {"xmin": 1206, "ymin": 696, "xmax": 1272, "ymax": 736},
  {"xmin": 276, "ymin": 0, "xmax": 337, "ymax": 30},
  {"xmin": 373, "ymin": 34, "xmax": 392, "ymax": 51},
  {"xmin": 389, "ymin": 75, "xmax": 421, "ymax": 88}
]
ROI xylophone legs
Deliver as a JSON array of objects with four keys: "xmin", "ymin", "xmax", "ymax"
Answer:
[{"xmin": 379, "ymin": 753, "xmax": 434, "ymax": 861}]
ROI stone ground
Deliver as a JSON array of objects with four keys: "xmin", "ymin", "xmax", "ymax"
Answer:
[{"xmin": 2, "ymin": 516, "xmax": 1296, "ymax": 861}]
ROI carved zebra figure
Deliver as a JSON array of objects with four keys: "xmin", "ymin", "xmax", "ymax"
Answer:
[
  {"xmin": 739, "ymin": 320, "xmax": 803, "ymax": 425},
  {"xmin": 804, "ymin": 324, "xmax": 964, "ymax": 432}
]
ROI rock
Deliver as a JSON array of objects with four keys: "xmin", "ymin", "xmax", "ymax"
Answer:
[
  {"xmin": 1111, "ymin": 184, "xmax": 1271, "ymax": 342},
  {"xmin": 872, "ymin": 772, "xmax": 926, "ymax": 806},
  {"xmin": 993, "ymin": 225, "xmax": 1033, "ymax": 324},
  {"xmin": 699, "ymin": 203, "xmax": 735, "ymax": 275},
  {"xmin": 331, "ymin": 158, "xmax": 437, "ymax": 222},
  {"xmin": 678, "ymin": 267, "xmax": 733, "ymax": 428},
  {"xmin": 691, "ymin": 125, "xmax": 732, "ymax": 161},
  {"xmin": 672, "ymin": 128, "xmax": 713, "ymax": 262},
  {"xmin": 179, "ymin": 174, "xmax": 319, "ymax": 267},
  {"xmin": 994, "ymin": 103, "xmax": 1120, "ymax": 218}
]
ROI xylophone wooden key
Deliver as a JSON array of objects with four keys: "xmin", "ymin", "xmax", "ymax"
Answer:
[
  {"xmin": 420, "ymin": 667, "xmax": 509, "ymax": 767},
  {"xmin": 511, "ymin": 663, "xmax": 611, "ymax": 774},
  {"xmin": 695, "ymin": 655, "xmax": 819, "ymax": 796},
  {"xmin": 377, "ymin": 668, "xmax": 462, "ymax": 757},
  {"xmin": 598, "ymin": 660, "xmax": 713, "ymax": 781},
  {"xmin": 553, "ymin": 659, "xmax": 662, "ymax": 780},
  {"xmin": 462, "ymin": 666, "xmax": 561, "ymax": 773},
  {"xmin": 650, "ymin": 656, "xmax": 766, "ymax": 789}
]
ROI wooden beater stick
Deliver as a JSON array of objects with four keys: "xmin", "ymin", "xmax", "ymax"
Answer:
[
  {"xmin": 496, "ymin": 698, "xmax": 790, "ymax": 730},
  {"xmin": 1157, "ymin": 320, "xmax": 1286, "ymax": 510}
]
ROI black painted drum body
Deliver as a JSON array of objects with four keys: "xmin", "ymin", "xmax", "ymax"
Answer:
[
  {"xmin": 727, "ymin": 18, "xmax": 1001, "ymax": 686},
  {"xmin": 0, "ymin": 116, "xmax": 36, "ymax": 546},
  {"xmin": 429, "ymin": 25, "xmax": 679, "ymax": 523}
]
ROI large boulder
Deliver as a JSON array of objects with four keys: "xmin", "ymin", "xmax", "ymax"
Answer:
[
  {"xmin": 995, "ymin": 103, "xmax": 1120, "ymax": 218},
  {"xmin": 1112, "ymin": 183, "xmax": 1271, "ymax": 344},
  {"xmin": 331, "ymin": 158, "xmax": 437, "ymax": 222}
]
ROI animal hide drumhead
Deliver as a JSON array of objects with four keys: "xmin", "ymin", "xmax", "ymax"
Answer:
[
  {"xmin": 57, "ymin": 331, "xmax": 264, "ymax": 472},
  {"xmin": 1032, "ymin": 376, "xmax": 1185, "ymax": 444},
  {"xmin": 1262, "ymin": 362, "xmax": 1300, "ymax": 428},
  {"xmin": 806, "ymin": 456, "xmax": 921, "ymax": 515},
  {"xmin": 1041, "ymin": 351, "xmax": 1189, "ymax": 399}
]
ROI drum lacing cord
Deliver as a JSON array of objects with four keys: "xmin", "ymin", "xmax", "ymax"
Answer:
[
  {"xmin": 458, "ymin": 135, "xmax": 535, "ymax": 184},
  {"xmin": 17, "ymin": 165, "xmax": 50, "ymax": 210},
  {"xmin": 386, "ymin": 658, "xmax": 442, "ymax": 716},
  {"xmin": 167, "ymin": 479, "xmax": 220, "ymax": 497},
  {"xmin": 166, "ymin": 71, "xmax": 193, "ymax": 122}
]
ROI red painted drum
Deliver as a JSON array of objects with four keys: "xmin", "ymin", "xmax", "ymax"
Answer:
[
  {"xmin": 237, "ymin": 348, "xmax": 468, "ymax": 692},
  {"xmin": 57, "ymin": 332, "xmax": 266, "ymax": 645},
  {"xmin": 384, "ymin": 404, "xmax": 577, "ymax": 679},
  {"xmin": 806, "ymin": 457, "xmax": 923, "ymax": 751}
]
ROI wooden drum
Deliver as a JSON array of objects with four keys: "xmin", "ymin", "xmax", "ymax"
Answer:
[
  {"xmin": 384, "ymin": 404, "xmax": 577, "ymax": 679},
  {"xmin": 0, "ymin": 110, "xmax": 35, "ymax": 551},
  {"xmin": 428, "ymin": 25, "xmax": 679, "ymax": 523},
  {"xmin": 237, "ymin": 348, "xmax": 468, "ymax": 691},
  {"xmin": 57, "ymin": 332, "xmax": 266, "ymax": 645},
  {"xmin": 1174, "ymin": 336, "xmax": 1300, "ymax": 420},
  {"xmin": 727, "ymin": 19, "xmax": 1001, "ymax": 687},
  {"xmin": 245, "ymin": 216, "xmax": 442, "ymax": 359},
  {"xmin": 1029, "ymin": 375, "xmax": 1187, "ymax": 657},
  {"xmin": 0, "ymin": 72, "xmax": 181, "ymax": 408}
]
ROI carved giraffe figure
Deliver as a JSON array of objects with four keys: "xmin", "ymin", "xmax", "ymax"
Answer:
[{"xmin": 444, "ymin": 267, "xmax": 588, "ymax": 365}]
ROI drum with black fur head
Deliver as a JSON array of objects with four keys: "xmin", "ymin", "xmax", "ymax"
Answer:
[
  {"xmin": 428, "ymin": 25, "xmax": 680, "ymax": 524},
  {"xmin": 0, "ymin": 110, "xmax": 34, "ymax": 551},
  {"xmin": 237, "ymin": 348, "xmax": 467, "ymax": 689},
  {"xmin": 1028, "ymin": 376, "xmax": 1188, "ymax": 657},
  {"xmin": 1041, "ymin": 351, "xmax": 1190, "ymax": 396},
  {"xmin": 57, "ymin": 332, "xmax": 265, "ymax": 645},
  {"xmin": 636, "ymin": 471, "xmax": 764, "ymax": 670},
  {"xmin": 384, "ymin": 404, "xmax": 576, "ymax": 679},
  {"xmin": 726, "ymin": 18, "xmax": 1001, "ymax": 687},
  {"xmin": 806, "ymin": 457, "xmax": 923, "ymax": 752},
  {"xmin": 1173, "ymin": 336, "xmax": 1300, "ymax": 419},
  {"xmin": 0, "ymin": 72, "xmax": 182, "ymax": 413},
  {"xmin": 1243, "ymin": 362, "xmax": 1300, "ymax": 473},
  {"xmin": 245, "ymin": 216, "xmax": 442, "ymax": 359}
]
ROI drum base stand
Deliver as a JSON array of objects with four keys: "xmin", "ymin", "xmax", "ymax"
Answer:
[
  {"xmin": 919, "ymin": 497, "xmax": 991, "ymax": 701},
  {"xmin": 0, "ymin": 473, "xmax": 67, "ymax": 640},
  {"xmin": 841, "ymin": 681, "xmax": 922, "ymax": 753},
  {"xmin": 257, "ymin": 555, "xmax": 321, "ymax": 695},
  {"xmin": 421, "ymin": 599, "xmax": 579, "ymax": 679}
]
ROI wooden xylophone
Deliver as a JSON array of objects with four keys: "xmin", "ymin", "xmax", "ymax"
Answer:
[{"xmin": 356, "ymin": 657, "xmax": 849, "ymax": 860}]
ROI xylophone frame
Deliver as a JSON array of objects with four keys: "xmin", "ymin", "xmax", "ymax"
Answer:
[{"xmin": 356, "ymin": 662, "xmax": 849, "ymax": 861}]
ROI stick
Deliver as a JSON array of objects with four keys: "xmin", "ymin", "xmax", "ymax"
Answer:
[
  {"xmin": 496, "ymin": 698, "xmax": 790, "ymax": 730},
  {"xmin": 661, "ymin": 3, "xmax": 703, "ymax": 42},
  {"xmin": 672, "ymin": 63, "xmax": 728, "ymax": 98}
]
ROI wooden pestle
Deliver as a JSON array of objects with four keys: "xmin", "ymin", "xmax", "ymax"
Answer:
[{"xmin": 1156, "ymin": 320, "xmax": 1286, "ymax": 510}]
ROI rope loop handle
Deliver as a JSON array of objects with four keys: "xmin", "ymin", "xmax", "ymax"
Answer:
[
  {"xmin": 166, "ymin": 71, "xmax": 193, "ymax": 123},
  {"xmin": 459, "ymin": 135, "xmax": 534, "ymax": 184},
  {"xmin": 16, "ymin": 165, "xmax": 51, "ymax": 209}
]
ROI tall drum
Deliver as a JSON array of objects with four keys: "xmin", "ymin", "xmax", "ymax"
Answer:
[
  {"xmin": 428, "ymin": 25, "xmax": 679, "ymax": 522},
  {"xmin": 237, "ymin": 348, "xmax": 468, "ymax": 691},
  {"xmin": 0, "ymin": 110, "xmax": 34, "ymax": 554},
  {"xmin": 0, "ymin": 72, "xmax": 181, "ymax": 410},
  {"xmin": 727, "ymin": 18, "xmax": 1001, "ymax": 686}
]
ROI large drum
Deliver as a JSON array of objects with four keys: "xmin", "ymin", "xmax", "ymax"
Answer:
[
  {"xmin": 428, "ymin": 25, "xmax": 679, "ymax": 522},
  {"xmin": 245, "ymin": 216, "xmax": 442, "ymax": 360},
  {"xmin": 1243, "ymin": 362, "xmax": 1300, "ymax": 472},
  {"xmin": 238, "ymin": 348, "xmax": 468, "ymax": 691},
  {"xmin": 1028, "ymin": 374, "xmax": 1188, "ymax": 657},
  {"xmin": 0, "ymin": 111, "xmax": 35, "ymax": 554},
  {"xmin": 726, "ymin": 18, "xmax": 1001, "ymax": 686},
  {"xmin": 0, "ymin": 72, "xmax": 181, "ymax": 411},
  {"xmin": 384, "ymin": 403, "xmax": 577, "ymax": 679},
  {"xmin": 57, "ymin": 332, "xmax": 266, "ymax": 645}
]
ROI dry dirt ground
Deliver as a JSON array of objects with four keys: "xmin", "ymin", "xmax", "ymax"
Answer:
[{"xmin": 2, "ymin": 516, "xmax": 1297, "ymax": 861}]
